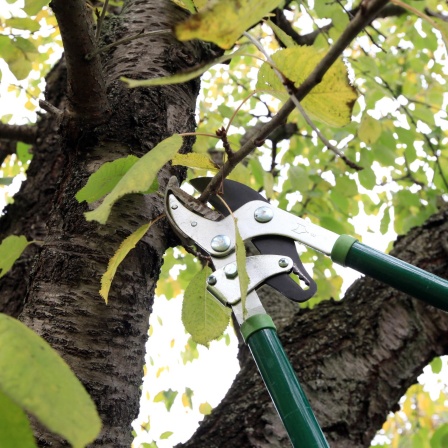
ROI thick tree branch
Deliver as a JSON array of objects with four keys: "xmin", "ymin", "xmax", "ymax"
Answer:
[
  {"xmin": 198, "ymin": 0, "xmax": 390, "ymax": 202},
  {"xmin": 0, "ymin": 122, "xmax": 36, "ymax": 144},
  {"xmin": 50, "ymin": 0, "xmax": 109, "ymax": 126},
  {"xmin": 181, "ymin": 205, "xmax": 448, "ymax": 448}
]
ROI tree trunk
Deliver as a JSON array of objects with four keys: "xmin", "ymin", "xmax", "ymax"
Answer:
[
  {"xmin": 0, "ymin": 1, "xmax": 208, "ymax": 446},
  {"xmin": 181, "ymin": 206, "xmax": 448, "ymax": 448}
]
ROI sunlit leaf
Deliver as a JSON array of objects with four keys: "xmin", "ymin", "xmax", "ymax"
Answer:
[
  {"xmin": 100, "ymin": 221, "xmax": 153, "ymax": 303},
  {"xmin": 172, "ymin": 153, "xmax": 218, "ymax": 171},
  {"xmin": 199, "ymin": 401, "xmax": 212, "ymax": 415},
  {"xmin": 0, "ymin": 390, "xmax": 37, "ymax": 448},
  {"xmin": 234, "ymin": 218, "xmax": 250, "ymax": 320},
  {"xmin": 430, "ymin": 356, "xmax": 443, "ymax": 374},
  {"xmin": 160, "ymin": 431, "xmax": 173, "ymax": 440},
  {"xmin": 182, "ymin": 387, "xmax": 194, "ymax": 409},
  {"xmin": 5, "ymin": 18, "xmax": 41, "ymax": 32},
  {"xmin": 153, "ymin": 389, "xmax": 178, "ymax": 412},
  {"xmin": 76, "ymin": 155, "xmax": 139, "ymax": 204},
  {"xmin": 0, "ymin": 235, "xmax": 32, "ymax": 279},
  {"xmin": 175, "ymin": 0, "xmax": 283, "ymax": 49},
  {"xmin": 0, "ymin": 314, "xmax": 101, "ymax": 447},
  {"xmin": 182, "ymin": 266, "xmax": 232, "ymax": 346},
  {"xmin": 24, "ymin": 0, "xmax": 49, "ymax": 16},
  {"xmin": 358, "ymin": 114, "xmax": 382, "ymax": 144},
  {"xmin": 256, "ymin": 47, "xmax": 358, "ymax": 127},
  {"xmin": 85, "ymin": 134, "xmax": 182, "ymax": 224},
  {"xmin": 180, "ymin": 337, "xmax": 199, "ymax": 364},
  {"xmin": 266, "ymin": 19, "xmax": 297, "ymax": 48}
]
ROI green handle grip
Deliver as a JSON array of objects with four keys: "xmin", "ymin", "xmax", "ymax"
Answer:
[
  {"xmin": 332, "ymin": 235, "xmax": 448, "ymax": 312},
  {"xmin": 242, "ymin": 317, "xmax": 329, "ymax": 448}
]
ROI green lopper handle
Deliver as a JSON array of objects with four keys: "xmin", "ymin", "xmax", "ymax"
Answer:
[
  {"xmin": 241, "ymin": 315, "xmax": 329, "ymax": 448},
  {"xmin": 332, "ymin": 235, "xmax": 448, "ymax": 312}
]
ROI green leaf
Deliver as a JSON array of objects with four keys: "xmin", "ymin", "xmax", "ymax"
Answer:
[
  {"xmin": 175, "ymin": 0, "xmax": 283, "ymax": 49},
  {"xmin": 181, "ymin": 387, "xmax": 194, "ymax": 409},
  {"xmin": 319, "ymin": 215, "xmax": 348, "ymax": 235},
  {"xmin": 100, "ymin": 221, "xmax": 153, "ymax": 303},
  {"xmin": 0, "ymin": 314, "xmax": 101, "ymax": 447},
  {"xmin": 160, "ymin": 431, "xmax": 173, "ymax": 440},
  {"xmin": 0, "ymin": 390, "xmax": 37, "ymax": 448},
  {"xmin": 172, "ymin": 153, "xmax": 218, "ymax": 171},
  {"xmin": 76, "ymin": 155, "xmax": 139, "ymax": 204},
  {"xmin": 180, "ymin": 337, "xmax": 199, "ymax": 364},
  {"xmin": 358, "ymin": 115, "xmax": 382, "ymax": 145},
  {"xmin": 0, "ymin": 36, "xmax": 33, "ymax": 81},
  {"xmin": 266, "ymin": 19, "xmax": 297, "ymax": 48},
  {"xmin": 0, "ymin": 235, "xmax": 32, "ymax": 279},
  {"xmin": 5, "ymin": 18, "xmax": 41, "ymax": 32},
  {"xmin": 380, "ymin": 207, "xmax": 391, "ymax": 235},
  {"xmin": 24, "ymin": 0, "xmax": 49, "ymax": 15},
  {"xmin": 182, "ymin": 266, "xmax": 231, "ymax": 346},
  {"xmin": 0, "ymin": 177, "xmax": 14, "ymax": 185},
  {"xmin": 431, "ymin": 423, "xmax": 448, "ymax": 448},
  {"xmin": 122, "ymin": 50, "xmax": 243, "ymax": 88},
  {"xmin": 256, "ymin": 47, "xmax": 358, "ymax": 127},
  {"xmin": 429, "ymin": 356, "xmax": 443, "ymax": 374},
  {"xmin": 85, "ymin": 134, "xmax": 182, "ymax": 224},
  {"xmin": 234, "ymin": 218, "xmax": 250, "ymax": 320},
  {"xmin": 358, "ymin": 167, "xmax": 376, "ymax": 190},
  {"xmin": 153, "ymin": 389, "xmax": 178, "ymax": 412}
]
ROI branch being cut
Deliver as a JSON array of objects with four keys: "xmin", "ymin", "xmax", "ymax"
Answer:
[
  {"xmin": 0, "ymin": 123, "xmax": 36, "ymax": 144},
  {"xmin": 198, "ymin": 0, "xmax": 390, "ymax": 202},
  {"xmin": 50, "ymin": 0, "xmax": 109, "ymax": 126}
]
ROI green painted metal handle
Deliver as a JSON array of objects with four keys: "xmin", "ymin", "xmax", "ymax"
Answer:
[
  {"xmin": 244, "ymin": 323, "xmax": 329, "ymax": 448},
  {"xmin": 332, "ymin": 236, "xmax": 448, "ymax": 312}
]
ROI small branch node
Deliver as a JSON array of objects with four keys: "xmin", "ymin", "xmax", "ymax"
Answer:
[{"xmin": 39, "ymin": 100, "xmax": 63, "ymax": 117}]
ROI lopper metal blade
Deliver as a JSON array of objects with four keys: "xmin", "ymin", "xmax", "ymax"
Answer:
[{"xmin": 190, "ymin": 177, "xmax": 317, "ymax": 302}]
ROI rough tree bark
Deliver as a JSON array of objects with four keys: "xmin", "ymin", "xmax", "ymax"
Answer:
[
  {"xmin": 180, "ymin": 206, "xmax": 448, "ymax": 448},
  {"xmin": 0, "ymin": 1, "xmax": 208, "ymax": 446},
  {"xmin": 0, "ymin": 1, "xmax": 446, "ymax": 447}
]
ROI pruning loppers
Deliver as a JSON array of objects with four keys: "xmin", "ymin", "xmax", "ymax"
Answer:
[{"xmin": 164, "ymin": 176, "xmax": 448, "ymax": 448}]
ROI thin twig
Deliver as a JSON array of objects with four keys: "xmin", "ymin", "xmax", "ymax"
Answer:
[
  {"xmin": 95, "ymin": 0, "xmax": 110, "ymax": 42},
  {"xmin": 198, "ymin": 0, "xmax": 388, "ymax": 202},
  {"xmin": 86, "ymin": 29, "xmax": 171, "ymax": 60},
  {"xmin": 39, "ymin": 100, "xmax": 63, "ymax": 117},
  {"xmin": 225, "ymin": 91, "xmax": 257, "ymax": 133},
  {"xmin": 243, "ymin": 32, "xmax": 362, "ymax": 171}
]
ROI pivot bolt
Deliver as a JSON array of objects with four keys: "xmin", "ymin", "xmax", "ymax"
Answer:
[
  {"xmin": 191, "ymin": 221, "xmax": 197, "ymax": 227},
  {"xmin": 171, "ymin": 204, "xmax": 178, "ymax": 210},
  {"xmin": 207, "ymin": 275, "xmax": 217, "ymax": 286},
  {"xmin": 254, "ymin": 206, "xmax": 274, "ymax": 223},
  {"xmin": 224, "ymin": 263, "xmax": 238, "ymax": 279},
  {"xmin": 211, "ymin": 235, "xmax": 231, "ymax": 252},
  {"xmin": 278, "ymin": 258, "xmax": 289, "ymax": 268}
]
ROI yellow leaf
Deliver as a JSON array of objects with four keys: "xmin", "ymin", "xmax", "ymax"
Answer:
[
  {"xmin": 100, "ymin": 222, "xmax": 152, "ymax": 302},
  {"xmin": 234, "ymin": 217, "xmax": 250, "ymax": 320},
  {"xmin": 175, "ymin": 0, "xmax": 283, "ymax": 49},
  {"xmin": 198, "ymin": 401, "xmax": 212, "ymax": 415},
  {"xmin": 256, "ymin": 47, "xmax": 358, "ymax": 127},
  {"xmin": 172, "ymin": 153, "xmax": 218, "ymax": 171},
  {"xmin": 85, "ymin": 134, "xmax": 181, "ymax": 224}
]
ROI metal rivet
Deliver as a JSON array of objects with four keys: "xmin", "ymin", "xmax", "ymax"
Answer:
[
  {"xmin": 254, "ymin": 206, "xmax": 274, "ymax": 223},
  {"xmin": 207, "ymin": 275, "xmax": 217, "ymax": 285},
  {"xmin": 171, "ymin": 204, "xmax": 178, "ymax": 210},
  {"xmin": 210, "ymin": 235, "xmax": 231, "ymax": 252},
  {"xmin": 224, "ymin": 263, "xmax": 238, "ymax": 279},
  {"xmin": 278, "ymin": 258, "xmax": 289, "ymax": 268},
  {"xmin": 191, "ymin": 221, "xmax": 197, "ymax": 227}
]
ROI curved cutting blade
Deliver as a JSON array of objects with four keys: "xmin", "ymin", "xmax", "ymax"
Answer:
[{"xmin": 190, "ymin": 177, "xmax": 317, "ymax": 302}]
